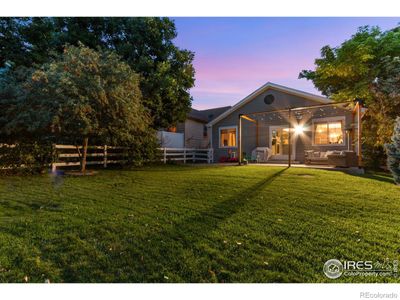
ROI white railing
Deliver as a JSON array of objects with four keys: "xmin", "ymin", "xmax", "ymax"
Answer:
[
  {"xmin": 51, "ymin": 145, "xmax": 214, "ymax": 171},
  {"xmin": 160, "ymin": 148, "xmax": 213, "ymax": 164}
]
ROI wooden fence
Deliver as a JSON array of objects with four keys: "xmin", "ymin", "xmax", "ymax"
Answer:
[
  {"xmin": 51, "ymin": 145, "xmax": 213, "ymax": 171},
  {"xmin": 51, "ymin": 144, "xmax": 129, "ymax": 172}
]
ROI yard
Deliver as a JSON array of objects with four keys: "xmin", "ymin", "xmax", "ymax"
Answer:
[{"xmin": 0, "ymin": 165, "xmax": 399, "ymax": 283}]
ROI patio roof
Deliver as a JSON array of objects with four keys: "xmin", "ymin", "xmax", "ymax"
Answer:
[
  {"xmin": 237, "ymin": 100, "xmax": 365, "ymax": 168},
  {"xmin": 207, "ymin": 82, "xmax": 332, "ymax": 127}
]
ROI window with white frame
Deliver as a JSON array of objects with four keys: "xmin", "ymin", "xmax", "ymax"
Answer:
[
  {"xmin": 219, "ymin": 126, "xmax": 237, "ymax": 148},
  {"xmin": 313, "ymin": 118, "xmax": 344, "ymax": 145}
]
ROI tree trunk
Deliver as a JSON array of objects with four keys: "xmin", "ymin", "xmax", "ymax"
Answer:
[{"xmin": 81, "ymin": 137, "xmax": 89, "ymax": 174}]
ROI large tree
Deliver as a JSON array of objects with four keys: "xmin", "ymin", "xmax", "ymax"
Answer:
[
  {"xmin": 299, "ymin": 25, "xmax": 400, "ymax": 167},
  {"xmin": 0, "ymin": 17, "xmax": 195, "ymax": 128},
  {"xmin": 0, "ymin": 44, "xmax": 155, "ymax": 172}
]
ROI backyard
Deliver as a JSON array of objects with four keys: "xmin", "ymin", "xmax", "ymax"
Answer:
[{"xmin": 0, "ymin": 165, "xmax": 399, "ymax": 283}]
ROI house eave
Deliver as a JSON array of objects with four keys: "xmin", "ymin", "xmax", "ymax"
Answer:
[{"xmin": 207, "ymin": 82, "xmax": 332, "ymax": 127}]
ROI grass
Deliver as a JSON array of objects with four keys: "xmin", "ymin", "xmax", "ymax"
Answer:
[{"xmin": 0, "ymin": 164, "xmax": 399, "ymax": 283}]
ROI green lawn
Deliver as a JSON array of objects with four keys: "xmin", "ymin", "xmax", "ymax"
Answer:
[{"xmin": 0, "ymin": 165, "xmax": 399, "ymax": 283}]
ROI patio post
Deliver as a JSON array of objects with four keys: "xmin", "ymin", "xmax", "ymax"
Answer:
[
  {"xmin": 238, "ymin": 114, "xmax": 242, "ymax": 165},
  {"xmin": 256, "ymin": 120, "xmax": 259, "ymax": 147},
  {"xmin": 288, "ymin": 108, "xmax": 292, "ymax": 168}
]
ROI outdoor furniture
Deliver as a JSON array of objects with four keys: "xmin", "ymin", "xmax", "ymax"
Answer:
[
  {"xmin": 304, "ymin": 150, "xmax": 329, "ymax": 165},
  {"xmin": 251, "ymin": 147, "xmax": 272, "ymax": 162},
  {"xmin": 304, "ymin": 150, "xmax": 358, "ymax": 167},
  {"xmin": 327, "ymin": 151, "xmax": 358, "ymax": 167}
]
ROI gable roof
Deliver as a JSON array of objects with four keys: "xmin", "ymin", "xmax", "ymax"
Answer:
[
  {"xmin": 187, "ymin": 109, "xmax": 209, "ymax": 123},
  {"xmin": 207, "ymin": 82, "xmax": 332, "ymax": 127},
  {"xmin": 188, "ymin": 106, "xmax": 231, "ymax": 123}
]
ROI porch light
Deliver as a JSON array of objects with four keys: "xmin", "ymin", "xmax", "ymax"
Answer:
[{"xmin": 294, "ymin": 124, "xmax": 305, "ymax": 135}]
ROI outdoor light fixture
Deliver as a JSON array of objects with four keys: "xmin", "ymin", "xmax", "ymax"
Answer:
[{"xmin": 294, "ymin": 124, "xmax": 305, "ymax": 135}]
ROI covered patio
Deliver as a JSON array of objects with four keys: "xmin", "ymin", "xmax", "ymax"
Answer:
[{"xmin": 237, "ymin": 99, "xmax": 365, "ymax": 169}]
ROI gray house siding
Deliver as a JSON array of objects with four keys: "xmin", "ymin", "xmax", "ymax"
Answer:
[{"xmin": 211, "ymin": 88, "xmax": 353, "ymax": 163}]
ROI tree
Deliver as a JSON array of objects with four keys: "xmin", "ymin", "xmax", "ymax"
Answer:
[
  {"xmin": 299, "ymin": 25, "xmax": 400, "ymax": 168},
  {"xmin": 0, "ymin": 17, "xmax": 195, "ymax": 128},
  {"xmin": 0, "ymin": 44, "xmax": 154, "ymax": 173},
  {"xmin": 386, "ymin": 117, "xmax": 400, "ymax": 184}
]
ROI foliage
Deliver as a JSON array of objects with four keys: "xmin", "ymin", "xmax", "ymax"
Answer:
[
  {"xmin": 299, "ymin": 26, "xmax": 400, "ymax": 103},
  {"xmin": 386, "ymin": 117, "xmax": 400, "ymax": 184},
  {"xmin": 0, "ymin": 17, "xmax": 195, "ymax": 128},
  {"xmin": 299, "ymin": 25, "xmax": 400, "ymax": 168},
  {"xmin": 0, "ymin": 165, "xmax": 399, "ymax": 282},
  {"xmin": 363, "ymin": 56, "xmax": 400, "ymax": 168},
  {"xmin": 0, "ymin": 44, "xmax": 156, "ymax": 170},
  {"xmin": 0, "ymin": 142, "xmax": 53, "ymax": 174},
  {"xmin": 218, "ymin": 156, "xmax": 239, "ymax": 163}
]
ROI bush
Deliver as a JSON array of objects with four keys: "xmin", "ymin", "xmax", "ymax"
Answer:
[
  {"xmin": 0, "ymin": 142, "xmax": 53, "ymax": 174},
  {"xmin": 386, "ymin": 117, "xmax": 400, "ymax": 184},
  {"xmin": 363, "ymin": 145, "xmax": 387, "ymax": 170},
  {"xmin": 218, "ymin": 156, "xmax": 238, "ymax": 163}
]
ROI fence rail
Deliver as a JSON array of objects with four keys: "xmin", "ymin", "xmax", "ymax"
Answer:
[
  {"xmin": 51, "ymin": 145, "xmax": 213, "ymax": 171},
  {"xmin": 51, "ymin": 144, "xmax": 129, "ymax": 172},
  {"xmin": 160, "ymin": 148, "xmax": 213, "ymax": 164}
]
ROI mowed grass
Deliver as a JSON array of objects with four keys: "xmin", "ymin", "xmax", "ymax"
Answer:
[{"xmin": 0, "ymin": 165, "xmax": 399, "ymax": 283}]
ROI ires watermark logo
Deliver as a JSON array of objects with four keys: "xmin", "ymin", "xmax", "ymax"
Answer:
[{"xmin": 323, "ymin": 259, "xmax": 398, "ymax": 279}]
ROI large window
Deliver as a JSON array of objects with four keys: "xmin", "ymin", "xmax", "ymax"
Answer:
[
  {"xmin": 313, "ymin": 119, "xmax": 344, "ymax": 145},
  {"xmin": 219, "ymin": 127, "xmax": 237, "ymax": 148}
]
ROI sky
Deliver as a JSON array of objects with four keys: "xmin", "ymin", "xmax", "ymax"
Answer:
[{"xmin": 173, "ymin": 17, "xmax": 399, "ymax": 110}]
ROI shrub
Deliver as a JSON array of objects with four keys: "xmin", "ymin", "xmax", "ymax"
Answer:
[
  {"xmin": 218, "ymin": 156, "xmax": 238, "ymax": 163},
  {"xmin": 0, "ymin": 142, "xmax": 53, "ymax": 174},
  {"xmin": 386, "ymin": 117, "xmax": 400, "ymax": 184}
]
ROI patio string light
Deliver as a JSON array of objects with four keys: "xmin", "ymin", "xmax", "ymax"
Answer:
[{"xmin": 237, "ymin": 100, "xmax": 363, "ymax": 167}]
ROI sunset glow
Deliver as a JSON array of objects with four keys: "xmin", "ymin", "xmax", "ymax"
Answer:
[{"xmin": 174, "ymin": 17, "xmax": 398, "ymax": 109}]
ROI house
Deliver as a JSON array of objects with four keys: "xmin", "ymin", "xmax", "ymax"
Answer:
[
  {"xmin": 206, "ymin": 82, "xmax": 361, "ymax": 164},
  {"xmin": 164, "ymin": 106, "xmax": 230, "ymax": 148},
  {"xmin": 158, "ymin": 106, "xmax": 231, "ymax": 148}
]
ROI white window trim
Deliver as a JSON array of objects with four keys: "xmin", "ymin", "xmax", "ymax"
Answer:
[
  {"xmin": 312, "ymin": 116, "xmax": 346, "ymax": 147},
  {"xmin": 218, "ymin": 125, "xmax": 238, "ymax": 149},
  {"xmin": 269, "ymin": 125, "xmax": 296, "ymax": 160}
]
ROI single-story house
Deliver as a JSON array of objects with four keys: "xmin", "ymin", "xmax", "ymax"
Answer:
[{"xmin": 203, "ymin": 82, "xmax": 362, "ymax": 164}]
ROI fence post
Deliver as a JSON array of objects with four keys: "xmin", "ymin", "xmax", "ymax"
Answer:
[
  {"xmin": 51, "ymin": 143, "xmax": 57, "ymax": 172},
  {"xmin": 163, "ymin": 148, "xmax": 167, "ymax": 164},
  {"xmin": 184, "ymin": 148, "xmax": 186, "ymax": 164},
  {"xmin": 104, "ymin": 145, "xmax": 107, "ymax": 168}
]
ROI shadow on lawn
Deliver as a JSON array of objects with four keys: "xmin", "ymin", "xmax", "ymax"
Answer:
[
  {"xmin": 361, "ymin": 173, "xmax": 395, "ymax": 185},
  {"xmin": 343, "ymin": 169, "xmax": 395, "ymax": 185},
  {"xmin": 139, "ymin": 167, "xmax": 288, "ymax": 282}
]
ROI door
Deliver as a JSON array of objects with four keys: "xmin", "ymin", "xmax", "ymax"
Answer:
[{"xmin": 269, "ymin": 126, "xmax": 295, "ymax": 160}]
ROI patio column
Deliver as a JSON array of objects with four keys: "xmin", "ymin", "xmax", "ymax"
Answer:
[
  {"xmin": 256, "ymin": 120, "xmax": 259, "ymax": 147},
  {"xmin": 288, "ymin": 108, "xmax": 292, "ymax": 168},
  {"xmin": 238, "ymin": 114, "xmax": 242, "ymax": 165}
]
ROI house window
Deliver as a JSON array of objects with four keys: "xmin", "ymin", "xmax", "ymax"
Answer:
[
  {"xmin": 314, "ymin": 120, "xmax": 344, "ymax": 145},
  {"xmin": 219, "ymin": 127, "xmax": 237, "ymax": 148},
  {"xmin": 203, "ymin": 125, "xmax": 208, "ymax": 137}
]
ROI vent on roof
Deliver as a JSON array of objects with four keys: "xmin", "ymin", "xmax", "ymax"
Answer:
[{"xmin": 264, "ymin": 94, "xmax": 275, "ymax": 105}]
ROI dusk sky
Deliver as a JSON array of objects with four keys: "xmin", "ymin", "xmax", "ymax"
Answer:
[{"xmin": 173, "ymin": 17, "xmax": 399, "ymax": 110}]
